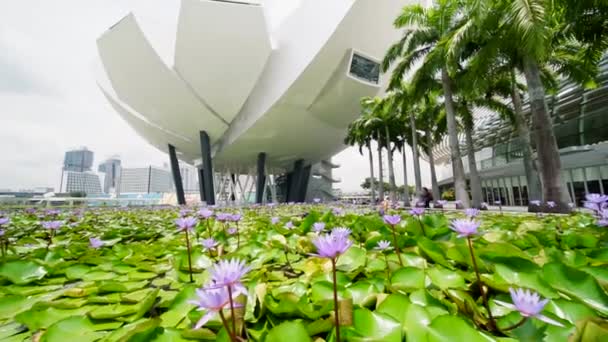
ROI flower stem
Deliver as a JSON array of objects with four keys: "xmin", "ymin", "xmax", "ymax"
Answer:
[
  {"xmin": 331, "ymin": 258, "xmax": 341, "ymax": 342},
  {"xmin": 227, "ymin": 286, "xmax": 238, "ymax": 341},
  {"xmin": 219, "ymin": 310, "xmax": 237, "ymax": 342},
  {"xmin": 501, "ymin": 317, "xmax": 527, "ymax": 331},
  {"xmin": 185, "ymin": 229, "xmax": 193, "ymax": 283},
  {"xmin": 383, "ymin": 253, "xmax": 391, "ymax": 282},
  {"xmin": 467, "ymin": 236, "xmax": 495, "ymax": 330},
  {"xmin": 206, "ymin": 220, "xmax": 212, "ymax": 237},
  {"xmin": 417, "ymin": 218, "xmax": 427, "ymax": 236},
  {"xmin": 390, "ymin": 225, "xmax": 403, "ymax": 266}
]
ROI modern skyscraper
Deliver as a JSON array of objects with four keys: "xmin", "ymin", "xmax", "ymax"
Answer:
[
  {"xmin": 119, "ymin": 166, "xmax": 172, "ymax": 194},
  {"xmin": 98, "ymin": 156, "xmax": 122, "ymax": 194},
  {"xmin": 60, "ymin": 147, "xmax": 102, "ymax": 196},
  {"xmin": 63, "ymin": 147, "xmax": 94, "ymax": 172},
  {"xmin": 60, "ymin": 171, "xmax": 103, "ymax": 195}
]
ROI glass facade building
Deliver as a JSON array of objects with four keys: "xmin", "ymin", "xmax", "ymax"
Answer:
[
  {"xmin": 63, "ymin": 148, "xmax": 94, "ymax": 172},
  {"xmin": 435, "ymin": 57, "xmax": 608, "ymax": 206}
]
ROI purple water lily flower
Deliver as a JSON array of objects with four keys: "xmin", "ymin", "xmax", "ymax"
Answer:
[
  {"xmin": 568, "ymin": 202, "xmax": 575, "ymax": 208},
  {"xmin": 383, "ymin": 215, "xmax": 401, "ymax": 226},
  {"xmin": 410, "ymin": 208, "xmax": 425, "ymax": 217},
  {"xmin": 202, "ymin": 238, "xmax": 218, "ymax": 251},
  {"xmin": 284, "ymin": 221, "xmax": 294, "ymax": 230},
  {"xmin": 271, "ymin": 217, "xmax": 280, "ymax": 225},
  {"xmin": 227, "ymin": 227, "xmax": 237, "ymax": 235},
  {"xmin": 436, "ymin": 200, "xmax": 448, "ymax": 206},
  {"xmin": 208, "ymin": 259, "xmax": 250, "ymax": 296},
  {"xmin": 45, "ymin": 209, "xmax": 61, "ymax": 216},
  {"xmin": 215, "ymin": 213, "xmax": 231, "ymax": 222},
  {"xmin": 332, "ymin": 207, "xmax": 345, "ymax": 216},
  {"xmin": 375, "ymin": 240, "xmax": 392, "ymax": 251},
  {"xmin": 313, "ymin": 198, "xmax": 321, "ymax": 203},
  {"xmin": 494, "ymin": 200, "xmax": 502, "ymax": 205},
  {"xmin": 199, "ymin": 208, "xmax": 214, "ymax": 219},
  {"xmin": 312, "ymin": 222, "xmax": 326, "ymax": 233},
  {"xmin": 189, "ymin": 287, "xmax": 241, "ymax": 329},
  {"xmin": 547, "ymin": 201, "xmax": 556, "ymax": 208},
  {"xmin": 179, "ymin": 209, "xmax": 192, "ymax": 217},
  {"xmin": 89, "ymin": 237, "xmax": 104, "ymax": 249},
  {"xmin": 331, "ymin": 227, "xmax": 351, "ymax": 239},
  {"xmin": 481, "ymin": 202, "xmax": 489, "ymax": 209},
  {"xmin": 41, "ymin": 221, "xmax": 63, "ymax": 230},
  {"xmin": 0, "ymin": 217, "xmax": 9, "ymax": 226},
  {"xmin": 465, "ymin": 208, "xmax": 480, "ymax": 218},
  {"xmin": 585, "ymin": 193, "xmax": 608, "ymax": 204},
  {"xmin": 530, "ymin": 200, "xmax": 541, "ymax": 206},
  {"xmin": 175, "ymin": 217, "xmax": 198, "ymax": 232},
  {"xmin": 231, "ymin": 214, "xmax": 242, "ymax": 222},
  {"xmin": 598, "ymin": 209, "xmax": 608, "ymax": 227},
  {"xmin": 495, "ymin": 288, "xmax": 563, "ymax": 327},
  {"xmin": 450, "ymin": 219, "xmax": 481, "ymax": 238},
  {"xmin": 312, "ymin": 233, "xmax": 352, "ymax": 259}
]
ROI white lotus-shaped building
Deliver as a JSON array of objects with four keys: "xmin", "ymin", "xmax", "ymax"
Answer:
[{"xmin": 96, "ymin": 0, "xmax": 412, "ymax": 204}]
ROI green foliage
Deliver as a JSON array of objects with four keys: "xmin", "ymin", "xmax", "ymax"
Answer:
[{"xmin": 0, "ymin": 206, "xmax": 606, "ymax": 341}]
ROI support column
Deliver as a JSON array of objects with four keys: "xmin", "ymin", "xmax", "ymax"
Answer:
[
  {"xmin": 287, "ymin": 159, "xmax": 303, "ymax": 202},
  {"xmin": 256, "ymin": 153, "xmax": 266, "ymax": 204},
  {"xmin": 168, "ymin": 144, "xmax": 186, "ymax": 205},
  {"xmin": 230, "ymin": 174, "xmax": 237, "ymax": 202},
  {"xmin": 199, "ymin": 131, "xmax": 215, "ymax": 205},
  {"xmin": 198, "ymin": 168, "xmax": 206, "ymax": 202},
  {"xmin": 298, "ymin": 165, "xmax": 312, "ymax": 202}
]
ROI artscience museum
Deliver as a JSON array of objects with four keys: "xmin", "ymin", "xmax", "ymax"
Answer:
[{"xmin": 95, "ymin": 0, "xmax": 414, "ymax": 205}]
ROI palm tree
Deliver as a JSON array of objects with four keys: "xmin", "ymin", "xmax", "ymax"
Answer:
[
  {"xmin": 345, "ymin": 115, "xmax": 376, "ymax": 203},
  {"xmin": 419, "ymin": 92, "xmax": 447, "ymax": 204},
  {"xmin": 383, "ymin": 0, "xmax": 471, "ymax": 207},
  {"xmin": 456, "ymin": 0, "xmax": 606, "ymax": 211}
]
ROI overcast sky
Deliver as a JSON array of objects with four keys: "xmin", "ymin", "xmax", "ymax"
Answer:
[{"xmin": 0, "ymin": 0, "xmax": 430, "ymax": 193}]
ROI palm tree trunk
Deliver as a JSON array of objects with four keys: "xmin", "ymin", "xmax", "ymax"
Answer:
[
  {"xmin": 441, "ymin": 68, "xmax": 470, "ymax": 207},
  {"xmin": 385, "ymin": 125, "xmax": 397, "ymax": 203},
  {"xmin": 522, "ymin": 57, "xmax": 569, "ymax": 212},
  {"xmin": 510, "ymin": 71, "xmax": 542, "ymax": 205},
  {"xmin": 376, "ymin": 132, "xmax": 384, "ymax": 202},
  {"xmin": 401, "ymin": 145, "xmax": 411, "ymax": 207},
  {"xmin": 410, "ymin": 114, "xmax": 422, "ymax": 195},
  {"xmin": 464, "ymin": 120, "xmax": 483, "ymax": 208},
  {"xmin": 367, "ymin": 141, "xmax": 376, "ymax": 204},
  {"xmin": 426, "ymin": 129, "xmax": 441, "ymax": 204}
]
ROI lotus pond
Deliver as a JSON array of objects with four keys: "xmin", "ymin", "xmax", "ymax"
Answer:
[{"xmin": 0, "ymin": 205, "xmax": 607, "ymax": 341}]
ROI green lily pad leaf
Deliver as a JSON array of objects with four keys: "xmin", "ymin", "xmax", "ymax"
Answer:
[
  {"xmin": 160, "ymin": 286, "xmax": 196, "ymax": 328},
  {"xmin": 390, "ymin": 267, "xmax": 425, "ymax": 292},
  {"xmin": 427, "ymin": 267, "xmax": 466, "ymax": 290},
  {"xmin": 0, "ymin": 322, "xmax": 27, "ymax": 340},
  {"xmin": 311, "ymin": 281, "xmax": 346, "ymax": 303},
  {"xmin": 336, "ymin": 246, "xmax": 366, "ymax": 274},
  {"xmin": 346, "ymin": 281, "xmax": 379, "ymax": 307},
  {"xmin": 64, "ymin": 264, "xmax": 92, "ymax": 280},
  {"xmin": 0, "ymin": 296, "xmax": 36, "ymax": 320},
  {"xmin": 16, "ymin": 305, "xmax": 94, "ymax": 330},
  {"xmin": 89, "ymin": 303, "xmax": 139, "ymax": 319},
  {"xmin": 569, "ymin": 318, "xmax": 608, "ymax": 342},
  {"xmin": 417, "ymin": 238, "xmax": 452, "ymax": 269},
  {"xmin": 0, "ymin": 260, "xmax": 47, "ymax": 285},
  {"xmin": 376, "ymin": 293, "xmax": 411, "ymax": 325},
  {"xmin": 543, "ymin": 262, "xmax": 608, "ymax": 315},
  {"xmin": 344, "ymin": 308, "xmax": 401, "ymax": 342},
  {"xmin": 426, "ymin": 315, "xmax": 496, "ymax": 342},
  {"xmin": 492, "ymin": 258, "xmax": 557, "ymax": 298},
  {"xmin": 100, "ymin": 318, "xmax": 160, "ymax": 342},
  {"xmin": 42, "ymin": 316, "xmax": 106, "ymax": 342},
  {"xmin": 266, "ymin": 321, "xmax": 312, "ymax": 342}
]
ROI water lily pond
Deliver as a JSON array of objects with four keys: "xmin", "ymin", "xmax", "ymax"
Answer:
[{"xmin": 0, "ymin": 205, "xmax": 607, "ymax": 341}]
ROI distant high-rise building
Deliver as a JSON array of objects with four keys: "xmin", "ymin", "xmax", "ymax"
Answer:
[
  {"xmin": 119, "ymin": 166, "xmax": 172, "ymax": 194},
  {"xmin": 60, "ymin": 171, "xmax": 103, "ymax": 195},
  {"xmin": 98, "ymin": 156, "xmax": 121, "ymax": 194},
  {"xmin": 60, "ymin": 147, "xmax": 102, "ymax": 196},
  {"xmin": 178, "ymin": 162, "xmax": 198, "ymax": 193},
  {"xmin": 63, "ymin": 147, "xmax": 94, "ymax": 172}
]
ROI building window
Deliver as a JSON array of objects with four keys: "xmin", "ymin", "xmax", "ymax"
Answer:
[{"xmin": 349, "ymin": 53, "xmax": 380, "ymax": 84}]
